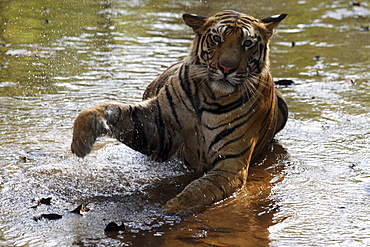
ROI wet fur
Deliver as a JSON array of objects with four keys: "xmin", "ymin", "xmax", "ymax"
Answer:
[{"xmin": 71, "ymin": 10, "xmax": 288, "ymax": 215}]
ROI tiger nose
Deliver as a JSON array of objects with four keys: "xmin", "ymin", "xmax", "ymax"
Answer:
[{"xmin": 219, "ymin": 64, "xmax": 237, "ymax": 76}]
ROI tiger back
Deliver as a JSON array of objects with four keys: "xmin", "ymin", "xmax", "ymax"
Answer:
[{"xmin": 71, "ymin": 10, "xmax": 288, "ymax": 215}]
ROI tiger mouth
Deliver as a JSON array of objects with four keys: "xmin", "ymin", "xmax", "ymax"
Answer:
[
  {"xmin": 211, "ymin": 78, "xmax": 241, "ymax": 93},
  {"xmin": 214, "ymin": 76, "xmax": 246, "ymax": 87},
  {"xmin": 208, "ymin": 70, "xmax": 248, "ymax": 93},
  {"xmin": 218, "ymin": 78, "xmax": 235, "ymax": 86}
]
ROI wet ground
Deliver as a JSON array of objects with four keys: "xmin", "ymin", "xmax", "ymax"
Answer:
[{"xmin": 1, "ymin": 0, "xmax": 370, "ymax": 246}]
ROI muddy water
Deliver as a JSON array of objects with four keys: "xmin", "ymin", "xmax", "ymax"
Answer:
[{"xmin": 0, "ymin": 0, "xmax": 369, "ymax": 246}]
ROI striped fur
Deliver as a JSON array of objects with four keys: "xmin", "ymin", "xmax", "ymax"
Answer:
[{"xmin": 71, "ymin": 10, "xmax": 288, "ymax": 215}]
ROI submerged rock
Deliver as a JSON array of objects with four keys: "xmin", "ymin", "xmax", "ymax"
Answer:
[
  {"xmin": 30, "ymin": 197, "xmax": 52, "ymax": 209},
  {"xmin": 104, "ymin": 222, "xmax": 125, "ymax": 232},
  {"xmin": 274, "ymin": 79, "xmax": 295, "ymax": 86},
  {"xmin": 33, "ymin": 213, "xmax": 62, "ymax": 221},
  {"xmin": 70, "ymin": 204, "xmax": 90, "ymax": 215}
]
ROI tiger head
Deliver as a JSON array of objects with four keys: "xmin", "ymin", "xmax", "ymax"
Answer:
[{"xmin": 183, "ymin": 10, "xmax": 287, "ymax": 95}]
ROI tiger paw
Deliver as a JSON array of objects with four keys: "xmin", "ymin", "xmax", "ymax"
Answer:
[
  {"xmin": 71, "ymin": 108, "xmax": 107, "ymax": 158},
  {"xmin": 162, "ymin": 197, "xmax": 195, "ymax": 216},
  {"xmin": 162, "ymin": 194, "xmax": 207, "ymax": 216}
]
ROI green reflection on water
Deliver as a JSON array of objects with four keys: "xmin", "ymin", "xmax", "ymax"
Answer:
[{"xmin": 0, "ymin": 0, "xmax": 114, "ymax": 97}]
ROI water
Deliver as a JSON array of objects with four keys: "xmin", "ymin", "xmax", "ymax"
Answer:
[{"xmin": 1, "ymin": 0, "xmax": 369, "ymax": 246}]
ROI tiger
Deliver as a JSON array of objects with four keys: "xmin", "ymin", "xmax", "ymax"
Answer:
[{"xmin": 71, "ymin": 10, "xmax": 288, "ymax": 215}]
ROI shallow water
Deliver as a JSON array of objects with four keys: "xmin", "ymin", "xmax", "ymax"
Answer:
[{"xmin": 1, "ymin": 0, "xmax": 369, "ymax": 246}]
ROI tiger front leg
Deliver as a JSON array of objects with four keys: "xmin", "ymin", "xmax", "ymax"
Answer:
[
  {"xmin": 71, "ymin": 103, "xmax": 129, "ymax": 157},
  {"xmin": 163, "ymin": 166, "xmax": 248, "ymax": 215},
  {"xmin": 71, "ymin": 100, "xmax": 182, "ymax": 160}
]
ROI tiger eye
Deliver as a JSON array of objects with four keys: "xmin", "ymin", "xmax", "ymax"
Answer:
[
  {"xmin": 211, "ymin": 34, "xmax": 222, "ymax": 44},
  {"xmin": 243, "ymin": 39, "xmax": 254, "ymax": 49}
]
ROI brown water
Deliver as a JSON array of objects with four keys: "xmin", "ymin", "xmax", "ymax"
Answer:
[{"xmin": 1, "ymin": 0, "xmax": 370, "ymax": 246}]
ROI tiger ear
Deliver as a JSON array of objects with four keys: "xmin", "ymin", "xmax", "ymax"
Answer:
[
  {"xmin": 261, "ymin": 14, "xmax": 287, "ymax": 35},
  {"xmin": 183, "ymin": 14, "xmax": 208, "ymax": 34}
]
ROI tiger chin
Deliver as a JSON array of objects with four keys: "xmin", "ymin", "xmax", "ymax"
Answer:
[{"xmin": 71, "ymin": 10, "xmax": 288, "ymax": 215}]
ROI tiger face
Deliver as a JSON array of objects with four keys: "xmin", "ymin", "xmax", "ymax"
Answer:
[{"xmin": 183, "ymin": 11, "xmax": 286, "ymax": 95}]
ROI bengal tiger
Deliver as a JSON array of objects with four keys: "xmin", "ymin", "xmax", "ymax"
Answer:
[{"xmin": 71, "ymin": 10, "xmax": 288, "ymax": 215}]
